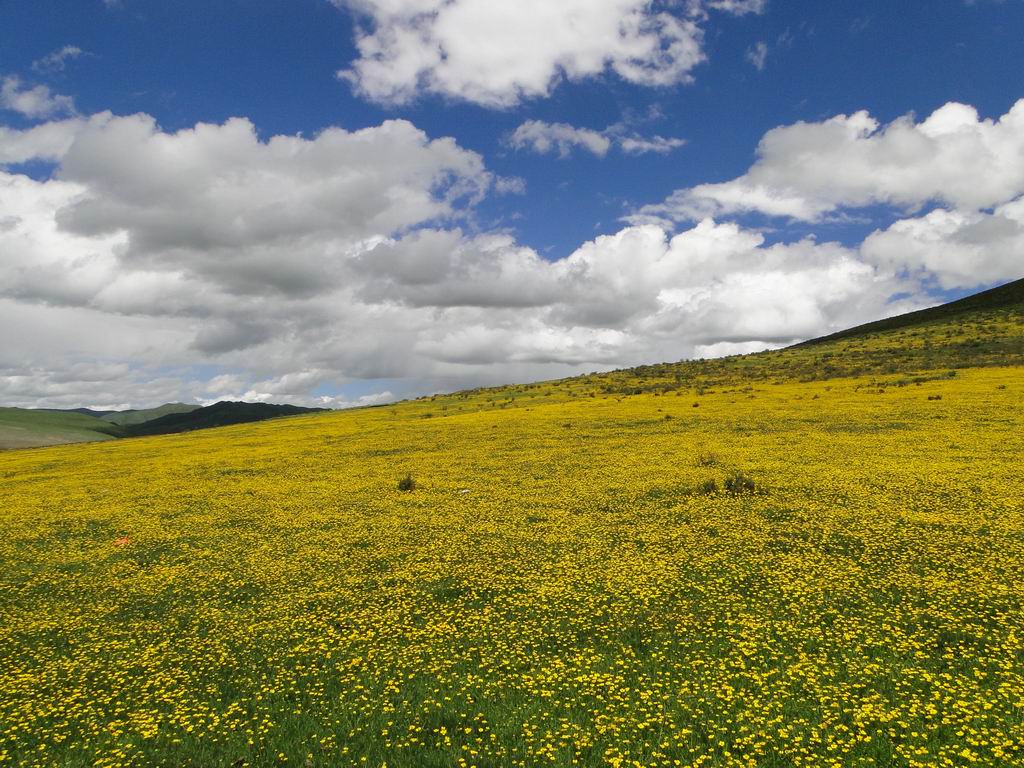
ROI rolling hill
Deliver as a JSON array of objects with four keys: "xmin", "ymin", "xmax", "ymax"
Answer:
[
  {"xmin": 1, "ymin": 401, "xmax": 322, "ymax": 449},
  {"xmin": 101, "ymin": 402, "xmax": 200, "ymax": 427},
  {"xmin": 794, "ymin": 275, "xmax": 1024, "ymax": 347},
  {"xmin": 0, "ymin": 280, "xmax": 1021, "ymax": 766},
  {"xmin": 121, "ymin": 401, "xmax": 325, "ymax": 436},
  {"xmin": 0, "ymin": 407, "xmax": 123, "ymax": 450}
]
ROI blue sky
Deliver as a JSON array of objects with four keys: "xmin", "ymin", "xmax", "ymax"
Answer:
[{"xmin": 1, "ymin": 0, "xmax": 1023, "ymax": 408}]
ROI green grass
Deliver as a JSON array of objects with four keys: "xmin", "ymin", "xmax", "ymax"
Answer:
[{"xmin": 0, "ymin": 408, "xmax": 123, "ymax": 450}]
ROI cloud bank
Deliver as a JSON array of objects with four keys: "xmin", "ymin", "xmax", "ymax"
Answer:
[{"xmin": 1, "ymin": 100, "xmax": 1019, "ymax": 409}]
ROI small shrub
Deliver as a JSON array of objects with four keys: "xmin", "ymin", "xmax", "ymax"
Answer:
[
  {"xmin": 724, "ymin": 471, "xmax": 756, "ymax": 495},
  {"xmin": 698, "ymin": 479, "xmax": 718, "ymax": 495},
  {"xmin": 398, "ymin": 473, "xmax": 417, "ymax": 492},
  {"xmin": 696, "ymin": 451, "xmax": 719, "ymax": 467}
]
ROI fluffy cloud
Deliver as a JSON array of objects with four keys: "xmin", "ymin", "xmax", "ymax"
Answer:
[
  {"xmin": 637, "ymin": 100, "xmax": 1024, "ymax": 222},
  {"xmin": 44, "ymin": 113, "xmax": 490, "ymax": 297},
  {"xmin": 862, "ymin": 197, "xmax": 1024, "ymax": 289},
  {"xmin": 1, "ymin": 75, "xmax": 75, "ymax": 119},
  {"xmin": 0, "ymin": 113, "xmax": 108, "ymax": 166},
  {"xmin": 336, "ymin": 0, "xmax": 761, "ymax": 106},
  {"xmin": 509, "ymin": 119, "xmax": 686, "ymax": 158},
  {"xmin": 0, "ymin": 106, "xmax": 1002, "ymax": 410}
]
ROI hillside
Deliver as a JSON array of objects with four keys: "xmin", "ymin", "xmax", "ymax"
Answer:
[
  {"xmin": 794, "ymin": 276, "xmax": 1024, "ymax": 347},
  {"xmin": 452, "ymin": 277, "xmax": 1024, "ymax": 404},
  {"xmin": 0, "ymin": 402, "xmax": 321, "ymax": 449},
  {"xmin": 122, "ymin": 401, "xmax": 324, "ymax": 436},
  {"xmin": 102, "ymin": 403, "xmax": 200, "ymax": 427},
  {"xmin": 0, "ymin": 407, "xmax": 123, "ymax": 450},
  {"xmin": 0, "ymin": 282, "xmax": 1021, "ymax": 767}
]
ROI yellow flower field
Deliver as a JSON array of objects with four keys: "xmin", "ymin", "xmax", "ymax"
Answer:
[{"xmin": 1, "ymin": 308, "xmax": 1023, "ymax": 767}]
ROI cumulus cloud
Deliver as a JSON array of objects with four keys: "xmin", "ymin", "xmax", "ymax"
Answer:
[
  {"xmin": 509, "ymin": 119, "xmax": 686, "ymax": 158},
  {"xmin": 0, "ymin": 105, "xmax": 1008, "ymax": 410},
  {"xmin": 1, "ymin": 75, "xmax": 76, "ymax": 119},
  {"xmin": 862, "ymin": 197, "xmax": 1024, "ymax": 289},
  {"xmin": 636, "ymin": 100, "xmax": 1024, "ymax": 222},
  {"xmin": 336, "ymin": 0, "xmax": 749, "ymax": 106},
  {"xmin": 42, "ymin": 114, "xmax": 490, "ymax": 297},
  {"xmin": 0, "ymin": 113, "xmax": 108, "ymax": 165}
]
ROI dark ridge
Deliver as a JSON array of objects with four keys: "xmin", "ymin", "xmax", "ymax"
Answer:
[
  {"xmin": 124, "ymin": 401, "xmax": 325, "ymax": 437},
  {"xmin": 793, "ymin": 277, "xmax": 1024, "ymax": 348},
  {"xmin": 102, "ymin": 402, "xmax": 201, "ymax": 426}
]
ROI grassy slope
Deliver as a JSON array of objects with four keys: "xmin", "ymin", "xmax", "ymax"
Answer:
[
  {"xmin": 0, "ymin": 408, "xmax": 123, "ymax": 450},
  {"xmin": 793, "ymin": 276, "xmax": 1024, "ymax": 347},
  {"xmin": 3, "ymin": 403, "xmax": 315, "ymax": 448},
  {"xmin": 0, "ymin": 285, "xmax": 1022, "ymax": 767},
  {"xmin": 101, "ymin": 403, "xmax": 200, "ymax": 427}
]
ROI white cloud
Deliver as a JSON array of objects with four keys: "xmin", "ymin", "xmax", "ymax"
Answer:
[
  {"xmin": 1, "ymin": 75, "xmax": 76, "ymax": 119},
  {"xmin": 509, "ymin": 119, "xmax": 686, "ymax": 158},
  {"xmin": 494, "ymin": 175, "xmax": 526, "ymax": 195},
  {"xmin": 704, "ymin": 0, "xmax": 767, "ymax": 14},
  {"xmin": 862, "ymin": 196, "xmax": 1024, "ymax": 290},
  {"xmin": 199, "ymin": 368, "xmax": 394, "ymax": 409},
  {"xmin": 508, "ymin": 120, "xmax": 612, "ymax": 157},
  {"xmin": 43, "ymin": 113, "xmax": 490, "ymax": 295},
  {"xmin": 0, "ymin": 107, "xmax": 1002, "ymax": 410},
  {"xmin": 636, "ymin": 100, "xmax": 1024, "ymax": 223},
  {"xmin": 337, "ymin": 0, "xmax": 719, "ymax": 107},
  {"xmin": 32, "ymin": 46, "xmax": 87, "ymax": 73},
  {"xmin": 618, "ymin": 134, "xmax": 687, "ymax": 154},
  {"xmin": 746, "ymin": 41, "xmax": 768, "ymax": 70},
  {"xmin": 0, "ymin": 113, "xmax": 108, "ymax": 165}
]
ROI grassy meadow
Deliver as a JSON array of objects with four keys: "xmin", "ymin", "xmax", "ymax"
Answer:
[
  {"xmin": 1, "ymin": 297, "xmax": 1022, "ymax": 767},
  {"xmin": 0, "ymin": 408, "xmax": 122, "ymax": 451}
]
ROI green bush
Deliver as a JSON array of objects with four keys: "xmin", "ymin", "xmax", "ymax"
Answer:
[{"xmin": 724, "ymin": 471, "xmax": 756, "ymax": 495}]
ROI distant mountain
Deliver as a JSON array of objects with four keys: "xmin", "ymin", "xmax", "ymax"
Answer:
[
  {"xmin": 102, "ymin": 403, "xmax": 200, "ymax": 426},
  {"xmin": 0, "ymin": 408, "xmax": 124, "ymax": 450},
  {"xmin": 123, "ymin": 401, "xmax": 325, "ymax": 437}
]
